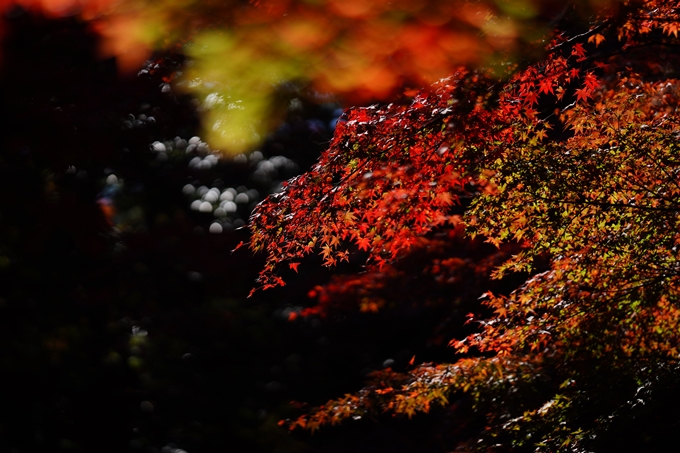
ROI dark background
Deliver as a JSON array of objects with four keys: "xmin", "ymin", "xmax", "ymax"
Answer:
[{"xmin": 0, "ymin": 9, "xmax": 516, "ymax": 453}]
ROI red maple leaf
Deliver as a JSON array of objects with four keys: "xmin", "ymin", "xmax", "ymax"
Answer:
[
  {"xmin": 356, "ymin": 236, "xmax": 371, "ymax": 251},
  {"xmin": 523, "ymin": 91, "xmax": 539, "ymax": 106},
  {"xmin": 538, "ymin": 77, "xmax": 554, "ymax": 95},
  {"xmin": 583, "ymin": 72, "xmax": 600, "ymax": 91},
  {"xmin": 575, "ymin": 87, "xmax": 593, "ymax": 102},
  {"xmin": 571, "ymin": 43, "xmax": 586, "ymax": 60}
]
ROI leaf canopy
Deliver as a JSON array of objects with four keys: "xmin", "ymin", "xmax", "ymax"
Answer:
[{"xmin": 249, "ymin": 1, "xmax": 680, "ymax": 450}]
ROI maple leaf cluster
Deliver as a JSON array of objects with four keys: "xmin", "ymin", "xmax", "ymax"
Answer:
[
  {"xmin": 300, "ymin": 226, "xmax": 521, "ymax": 318},
  {"xmin": 251, "ymin": 1, "xmax": 680, "ymax": 450},
  {"xmin": 248, "ymin": 71, "xmax": 500, "ymax": 290}
]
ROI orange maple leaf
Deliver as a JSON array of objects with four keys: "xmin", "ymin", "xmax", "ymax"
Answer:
[
  {"xmin": 588, "ymin": 33, "xmax": 605, "ymax": 47},
  {"xmin": 663, "ymin": 22, "xmax": 680, "ymax": 37}
]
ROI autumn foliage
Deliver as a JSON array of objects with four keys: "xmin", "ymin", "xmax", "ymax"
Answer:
[
  {"xmin": 250, "ymin": 1, "xmax": 680, "ymax": 450},
  {"xmin": 7, "ymin": 0, "xmax": 680, "ymax": 450},
  {"xmin": 0, "ymin": 0, "xmax": 601, "ymax": 152}
]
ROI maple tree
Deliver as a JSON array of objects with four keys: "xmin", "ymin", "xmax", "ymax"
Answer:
[
  {"xmin": 8, "ymin": 0, "xmax": 680, "ymax": 451},
  {"xmin": 250, "ymin": 1, "xmax": 680, "ymax": 450}
]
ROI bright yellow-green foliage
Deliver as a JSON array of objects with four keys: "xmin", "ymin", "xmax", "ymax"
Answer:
[{"xmin": 469, "ymin": 73, "xmax": 680, "ymax": 360}]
